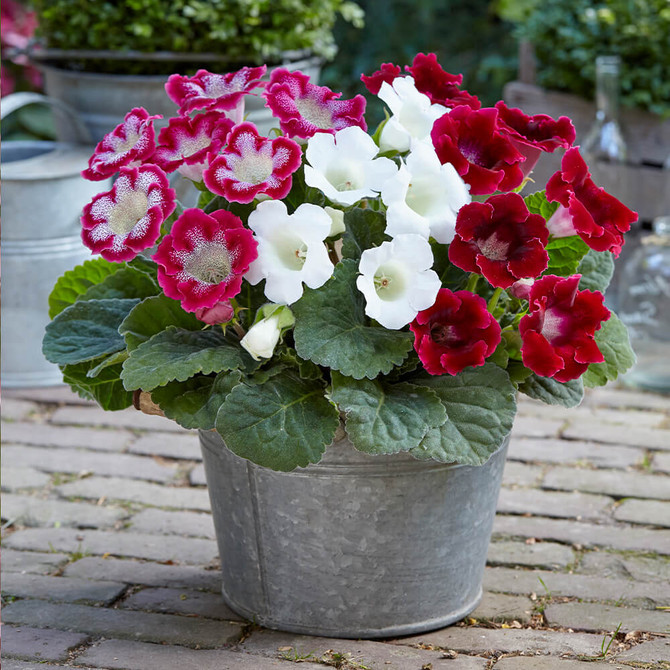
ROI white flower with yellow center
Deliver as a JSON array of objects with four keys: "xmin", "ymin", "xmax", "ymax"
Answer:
[
  {"xmin": 246, "ymin": 200, "xmax": 334, "ymax": 305},
  {"xmin": 378, "ymin": 76, "xmax": 449, "ymax": 153},
  {"xmin": 382, "ymin": 141, "xmax": 471, "ymax": 243},
  {"xmin": 304, "ymin": 126, "xmax": 398, "ymax": 206},
  {"xmin": 356, "ymin": 234, "xmax": 441, "ymax": 330}
]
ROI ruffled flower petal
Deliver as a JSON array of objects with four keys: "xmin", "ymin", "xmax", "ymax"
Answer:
[
  {"xmin": 81, "ymin": 164, "xmax": 176, "ymax": 262},
  {"xmin": 203, "ymin": 122, "xmax": 302, "ymax": 203},
  {"xmin": 360, "ymin": 62, "xmax": 402, "ymax": 95},
  {"xmin": 153, "ymin": 208, "xmax": 258, "ymax": 312},
  {"xmin": 82, "ymin": 108, "xmax": 161, "ymax": 181}
]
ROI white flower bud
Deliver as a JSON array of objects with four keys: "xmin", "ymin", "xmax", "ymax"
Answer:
[{"xmin": 240, "ymin": 314, "xmax": 282, "ymax": 361}]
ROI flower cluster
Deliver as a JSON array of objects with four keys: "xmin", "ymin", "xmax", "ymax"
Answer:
[{"xmin": 44, "ymin": 52, "xmax": 638, "ymax": 472}]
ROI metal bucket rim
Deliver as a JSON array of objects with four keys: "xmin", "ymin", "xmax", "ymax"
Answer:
[{"xmin": 2, "ymin": 140, "xmax": 94, "ymax": 180}]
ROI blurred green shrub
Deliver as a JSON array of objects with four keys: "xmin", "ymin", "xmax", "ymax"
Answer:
[
  {"xmin": 500, "ymin": 0, "xmax": 670, "ymax": 117},
  {"xmin": 30, "ymin": 0, "xmax": 364, "ymax": 73}
]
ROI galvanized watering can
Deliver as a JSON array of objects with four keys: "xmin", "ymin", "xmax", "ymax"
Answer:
[{"xmin": 1, "ymin": 93, "xmax": 110, "ymax": 387}]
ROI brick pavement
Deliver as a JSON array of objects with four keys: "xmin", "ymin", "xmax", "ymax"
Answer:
[{"xmin": 2, "ymin": 383, "xmax": 669, "ymax": 670}]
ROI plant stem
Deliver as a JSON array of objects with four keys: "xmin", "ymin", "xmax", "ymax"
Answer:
[
  {"xmin": 232, "ymin": 321, "xmax": 246, "ymax": 339},
  {"xmin": 488, "ymin": 287, "xmax": 503, "ymax": 313},
  {"xmin": 465, "ymin": 274, "xmax": 480, "ymax": 293}
]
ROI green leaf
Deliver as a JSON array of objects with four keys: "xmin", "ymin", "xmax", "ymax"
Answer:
[
  {"xmin": 583, "ymin": 313, "xmax": 636, "ymax": 387},
  {"xmin": 235, "ymin": 280, "xmax": 269, "ymax": 330},
  {"xmin": 331, "ymin": 372, "xmax": 447, "ymax": 454},
  {"xmin": 409, "ymin": 363, "xmax": 517, "ymax": 466},
  {"xmin": 121, "ymin": 326, "xmax": 249, "ymax": 391},
  {"xmin": 43, "ymin": 298, "xmax": 140, "ymax": 366},
  {"xmin": 293, "ymin": 259, "xmax": 413, "ymax": 379},
  {"xmin": 48, "ymin": 258, "xmax": 122, "ymax": 318},
  {"xmin": 545, "ymin": 236, "xmax": 590, "ymax": 277},
  {"xmin": 341, "ymin": 208, "xmax": 388, "ymax": 261},
  {"xmin": 216, "ymin": 371, "xmax": 339, "ymax": 471},
  {"xmin": 119, "ymin": 295, "xmax": 202, "ymax": 351},
  {"xmin": 126, "ymin": 255, "xmax": 159, "ymax": 283},
  {"xmin": 524, "ymin": 190, "xmax": 559, "ymax": 221},
  {"xmin": 62, "ymin": 360, "xmax": 133, "ymax": 411},
  {"xmin": 430, "ymin": 239, "xmax": 470, "ymax": 291},
  {"xmin": 151, "ymin": 370, "xmax": 243, "ymax": 430},
  {"xmin": 81, "ymin": 267, "xmax": 160, "ymax": 302},
  {"xmin": 578, "ymin": 249, "xmax": 615, "ymax": 293},
  {"xmin": 87, "ymin": 350, "xmax": 129, "ymax": 378},
  {"xmin": 519, "ymin": 373, "xmax": 584, "ymax": 407}
]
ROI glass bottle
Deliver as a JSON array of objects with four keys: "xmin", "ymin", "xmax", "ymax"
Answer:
[{"xmin": 617, "ymin": 216, "xmax": 670, "ymax": 392}]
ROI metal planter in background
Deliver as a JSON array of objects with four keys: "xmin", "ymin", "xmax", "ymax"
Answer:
[{"xmin": 200, "ymin": 428, "xmax": 509, "ymax": 639}]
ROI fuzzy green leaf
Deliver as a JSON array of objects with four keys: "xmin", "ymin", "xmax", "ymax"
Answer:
[
  {"xmin": 62, "ymin": 359, "xmax": 133, "ymax": 411},
  {"xmin": 583, "ymin": 313, "xmax": 636, "ymax": 387},
  {"xmin": 545, "ymin": 236, "xmax": 590, "ymax": 277},
  {"xmin": 48, "ymin": 258, "xmax": 122, "ymax": 318},
  {"xmin": 151, "ymin": 370, "xmax": 243, "ymax": 430},
  {"xmin": 524, "ymin": 190, "xmax": 559, "ymax": 221},
  {"xmin": 216, "ymin": 371, "xmax": 339, "ymax": 471},
  {"xmin": 409, "ymin": 363, "xmax": 517, "ymax": 466},
  {"xmin": 578, "ymin": 249, "xmax": 615, "ymax": 293},
  {"xmin": 121, "ymin": 326, "xmax": 248, "ymax": 391},
  {"xmin": 341, "ymin": 207, "xmax": 388, "ymax": 261},
  {"xmin": 81, "ymin": 267, "xmax": 160, "ymax": 302},
  {"xmin": 519, "ymin": 373, "xmax": 584, "ymax": 408},
  {"xmin": 293, "ymin": 259, "xmax": 413, "ymax": 379},
  {"xmin": 43, "ymin": 298, "xmax": 140, "ymax": 366},
  {"xmin": 331, "ymin": 373, "xmax": 447, "ymax": 454},
  {"xmin": 119, "ymin": 295, "xmax": 202, "ymax": 351}
]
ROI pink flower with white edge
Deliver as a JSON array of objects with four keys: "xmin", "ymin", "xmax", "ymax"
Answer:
[
  {"xmin": 81, "ymin": 164, "xmax": 176, "ymax": 262},
  {"xmin": 82, "ymin": 108, "xmax": 161, "ymax": 181},
  {"xmin": 151, "ymin": 112, "xmax": 235, "ymax": 182},
  {"xmin": 165, "ymin": 66, "xmax": 267, "ymax": 120},
  {"xmin": 153, "ymin": 208, "xmax": 258, "ymax": 313},
  {"xmin": 263, "ymin": 68, "xmax": 367, "ymax": 139},
  {"xmin": 202, "ymin": 122, "xmax": 302, "ymax": 204}
]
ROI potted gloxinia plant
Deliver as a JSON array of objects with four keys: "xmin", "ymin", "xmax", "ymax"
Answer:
[{"xmin": 43, "ymin": 53, "xmax": 636, "ymax": 639}]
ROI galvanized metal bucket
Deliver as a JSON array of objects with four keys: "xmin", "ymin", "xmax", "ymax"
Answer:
[
  {"xmin": 1, "ymin": 93, "xmax": 109, "ymax": 387},
  {"xmin": 199, "ymin": 429, "xmax": 509, "ymax": 639}
]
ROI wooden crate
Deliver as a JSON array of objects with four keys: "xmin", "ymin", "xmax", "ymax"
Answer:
[{"xmin": 503, "ymin": 81, "xmax": 670, "ymax": 223}]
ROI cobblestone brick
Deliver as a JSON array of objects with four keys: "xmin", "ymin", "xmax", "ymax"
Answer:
[
  {"xmin": 4, "ymin": 528, "xmax": 219, "ymax": 565},
  {"xmin": 55, "ymin": 476, "xmax": 211, "ymax": 510},
  {"xmin": 497, "ymin": 488, "xmax": 613, "ymax": 521},
  {"xmin": 493, "ymin": 514, "xmax": 670, "ymax": 555},
  {"xmin": 613, "ymin": 499, "xmax": 670, "ymax": 527},
  {"xmin": 508, "ymin": 438, "xmax": 644, "ymax": 469},
  {"xmin": 1, "ymin": 467, "xmax": 51, "ymax": 491},
  {"xmin": 63, "ymin": 557, "xmax": 221, "ymax": 592},
  {"xmin": 544, "ymin": 601, "xmax": 670, "ymax": 634},
  {"xmin": 502, "ymin": 462, "xmax": 544, "ymax": 487},
  {"xmin": 121, "ymin": 587, "xmax": 242, "ymax": 621},
  {"xmin": 1, "ymin": 398, "xmax": 41, "ymax": 421},
  {"xmin": 3, "ymin": 659, "xmax": 97, "ymax": 670},
  {"xmin": 510, "ymin": 416, "xmax": 564, "ymax": 438},
  {"xmin": 2, "ymin": 445, "xmax": 178, "ymax": 483},
  {"xmin": 469, "ymin": 592, "xmax": 532, "ymax": 623},
  {"xmin": 1, "ymin": 422, "xmax": 132, "ymax": 451},
  {"xmin": 3, "ymin": 600, "xmax": 243, "ymax": 649},
  {"xmin": 653, "ymin": 452, "xmax": 670, "ymax": 474},
  {"xmin": 1, "ymin": 493, "xmax": 127, "ymax": 529},
  {"xmin": 563, "ymin": 419, "xmax": 670, "ymax": 451},
  {"xmin": 577, "ymin": 550, "xmax": 670, "ymax": 583},
  {"xmin": 583, "ymin": 387, "xmax": 670, "ymax": 411},
  {"xmin": 493, "ymin": 658, "xmax": 616, "ymax": 669},
  {"xmin": 4, "ymin": 386, "xmax": 94, "ymax": 405},
  {"xmin": 189, "ymin": 463, "xmax": 207, "ymax": 486},
  {"xmin": 1, "ymin": 625, "xmax": 90, "ymax": 662},
  {"xmin": 128, "ymin": 432, "xmax": 202, "ymax": 461},
  {"xmin": 614, "ymin": 637, "xmax": 670, "ymax": 664},
  {"xmin": 129, "ymin": 508, "xmax": 215, "ymax": 538},
  {"xmin": 50, "ymin": 405, "xmax": 189, "ymax": 433},
  {"xmin": 1, "ymin": 549, "xmax": 70, "ymax": 575},
  {"xmin": 487, "ymin": 540, "xmax": 575, "ymax": 569},
  {"xmin": 1, "ymin": 572, "xmax": 126, "ymax": 605}
]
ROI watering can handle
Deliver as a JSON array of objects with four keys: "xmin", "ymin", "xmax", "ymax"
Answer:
[{"xmin": 1, "ymin": 92, "xmax": 93, "ymax": 144}]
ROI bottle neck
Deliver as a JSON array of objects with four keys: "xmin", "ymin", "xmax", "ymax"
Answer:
[{"xmin": 594, "ymin": 56, "xmax": 621, "ymax": 123}]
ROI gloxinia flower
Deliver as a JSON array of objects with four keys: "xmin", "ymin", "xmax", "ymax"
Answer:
[
  {"xmin": 356, "ymin": 234, "xmax": 441, "ymax": 330},
  {"xmin": 495, "ymin": 101, "xmax": 575, "ymax": 177},
  {"xmin": 202, "ymin": 122, "xmax": 302, "ymax": 203},
  {"xmin": 410, "ymin": 288, "xmax": 501, "ymax": 376},
  {"xmin": 241, "ymin": 313, "xmax": 283, "ymax": 361},
  {"xmin": 381, "ymin": 140, "xmax": 470, "ymax": 243},
  {"xmin": 153, "ymin": 208, "xmax": 258, "ymax": 312},
  {"xmin": 194, "ymin": 300, "xmax": 235, "ymax": 325},
  {"xmin": 360, "ymin": 62, "xmax": 402, "ymax": 95},
  {"xmin": 406, "ymin": 52, "xmax": 481, "ymax": 110},
  {"xmin": 431, "ymin": 106, "xmax": 526, "ymax": 195},
  {"xmin": 263, "ymin": 68, "xmax": 367, "ymax": 138},
  {"xmin": 545, "ymin": 147, "xmax": 637, "ymax": 256},
  {"xmin": 245, "ymin": 200, "xmax": 334, "ymax": 305},
  {"xmin": 449, "ymin": 192, "xmax": 549, "ymax": 288},
  {"xmin": 304, "ymin": 126, "xmax": 398, "ymax": 206},
  {"xmin": 165, "ymin": 66, "xmax": 267, "ymax": 119},
  {"xmin": 80, "ymin": 164, "xmax": 176, "ymax": 262},
  {"xmin": 82, "ymin": 108, "xmax": 161, "ymax": 181},
  {"xmin": 519, "ymin": 274, "xmax": 611, "ymax": 383},
  {"xmin": 378, "ymin": 76, "xmax": 449, "ymax": 153},
  {"xmin": 151, "ymin": 111, "xmax": 234, "ymax": 182}
]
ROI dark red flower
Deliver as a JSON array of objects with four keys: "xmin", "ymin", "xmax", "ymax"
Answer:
[
  {"xmin": 360, "ymin": 62, "xmax": 402, "ymax": 95},
  {"xmin": 153, "ymin": 208, "xmax": 258, "ymax": 312},
  {"xmin": 449, "ymin": 193, "xmax": 549, "ymax": 288},
  {"xmin": 430, "ymin": 106, "xmax": 525, "ymax": 195},
  {"xmin": 406, "ymin": 52, "xmax": 481, "ymax": 110},
  {"xmin": 495, "ymin": 101, "xmax": 575, "ymax": 177},
  {"xmin": 545, "ymin": 147, "xmax": 638, "ymax": 256},
  {"xmin": 519, "ymin": 274, "xmax": 610, "ymax": 383},
  {"xmin": 410, "ymin": 288, "xmax": 501, "ymax": 376}
]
